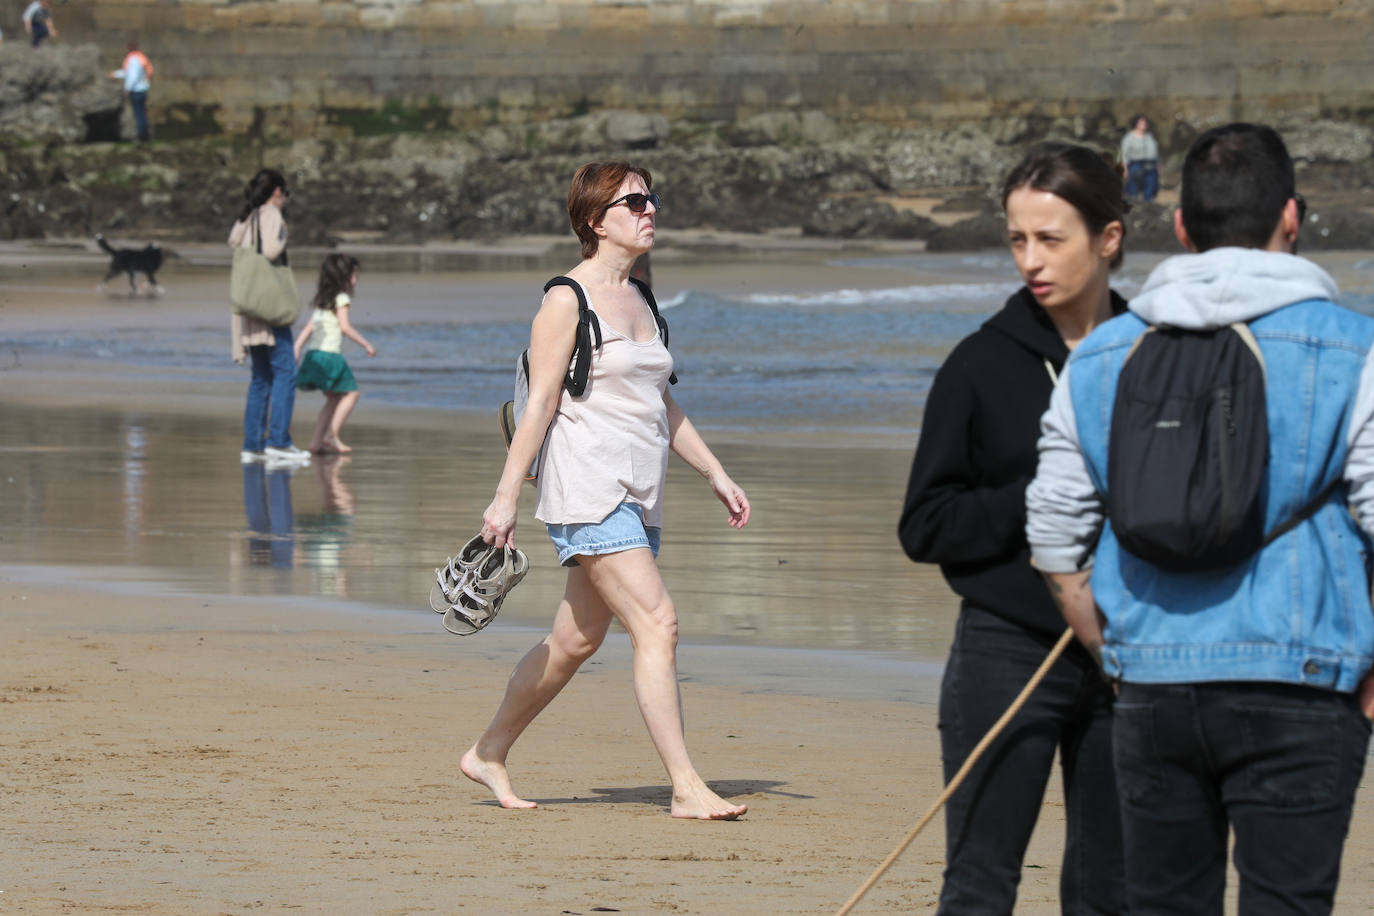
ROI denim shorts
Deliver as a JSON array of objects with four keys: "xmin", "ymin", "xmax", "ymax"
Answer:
[{"xmin": 546, "ymin": 501, "xmax": 661, "ymax": 567}]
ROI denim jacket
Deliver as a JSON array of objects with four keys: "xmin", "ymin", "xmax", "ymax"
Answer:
[{"xmin": 1027, "ymin": 248, "xmax": 1374, "ymax": 691}]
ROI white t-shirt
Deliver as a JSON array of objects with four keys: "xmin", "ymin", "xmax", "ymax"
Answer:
[{"xmin": 307, "ymin": 293, "xmax": 350, "ymax": 354}]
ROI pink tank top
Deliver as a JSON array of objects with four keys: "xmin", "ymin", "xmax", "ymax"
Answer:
[{"xmin": 534, "ymin": 280, "xmax": 675, "ymax": 527}]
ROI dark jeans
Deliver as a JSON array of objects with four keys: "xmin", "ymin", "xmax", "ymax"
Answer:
[
  {"xmin": 1114, "ymin": 682, "xmax": 1370, "ymax": 915},
  {"xmin": 938, "ymin": 605, "xmax": 1125, "ymax": 915},
  {"xmin": 1125, "ymin": 162, "xmax": 1158, "ymax": 202},
  {"xmin": 129, "ymin": 90, "xmax": 150, "ymax": 141},
  {"xmin": 243, "ymin": 324, "xmax": 297, "ymax": 452}
]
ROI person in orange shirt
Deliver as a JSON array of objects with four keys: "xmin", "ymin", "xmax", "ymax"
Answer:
[{"xmin": 109, "ymin": 41, "xmax": 153, "ymax": 141}]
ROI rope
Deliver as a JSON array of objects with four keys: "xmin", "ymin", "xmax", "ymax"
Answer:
[{"xmin": 834, "ymin": 626, "xmax": 1077, "ymax": 916}]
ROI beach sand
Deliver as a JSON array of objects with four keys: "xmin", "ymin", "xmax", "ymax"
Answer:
[
  {"xmin": 4, "ymin": 241, "xmax": 1374, "ymax": 914},
  {"xmin": 1, "ymin": 576, "xmax": 1030, "ymax": 916}
]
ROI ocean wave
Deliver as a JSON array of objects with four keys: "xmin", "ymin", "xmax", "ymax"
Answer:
[
  {"xmin": 742, "ymin": 281, "xmax": 1019, "ymax": 309},
  {"xmin": 655, "ymin": 289, "xmax": 690, "ymax": 310}
]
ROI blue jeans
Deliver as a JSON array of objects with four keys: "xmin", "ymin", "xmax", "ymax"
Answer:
[
  {"xmin": 129, "ymin": 91, "xmax": 149, "ymax": 141},
  {"xmin": 938, "ymin": 605, "xmax": 1125, "ymax": 915},
  {"xmin": 1114, "ymin": 682, "xmax": 1370, "ymax": 915},
  {"xmin": 243, "ymin": 325, "xmax": 297, "ymax": 452},
  {"xmin": 1125, "ymin": 161, "xmax": 1158, "ymax": 202}
]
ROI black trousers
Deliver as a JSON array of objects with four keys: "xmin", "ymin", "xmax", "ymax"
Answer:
[
  {"xmin": 1114, "ymin": 681, "xmax": 1370, "ymax": 915},
  {"xmin": 938, "ymin": 605, "xmax": 1126, "ymax": 915}
]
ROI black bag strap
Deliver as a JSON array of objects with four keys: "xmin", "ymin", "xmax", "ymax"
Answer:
[
  {"xmin": 249, "ymin": 207, "xmax": 289, "ymax": 267},
  {"xmin": 628, "ymin": 276, "xmax": 668, "ymax": 346},
  {"xmin": 628, "ymin": 275, "xmax": 678, "ymax": 385},
  {"xmin": 543, "ymin": 276, "xmax": 602, "ymax": 396},
  {"xmin": 1261, "ymin": 478, "xmax": 1342, "ymax": 549}
]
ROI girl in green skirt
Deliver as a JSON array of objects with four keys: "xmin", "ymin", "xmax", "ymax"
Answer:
[{"xmin": 294, "ymin": 253, "xmax": 376, "ymax": 454}]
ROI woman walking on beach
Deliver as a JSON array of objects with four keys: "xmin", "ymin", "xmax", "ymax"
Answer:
[
  {"xmin": 294, "ymin": 253, "xmax": 375, "ymax": 454},
  {"xmin": 230, "ymin": 168, "xmax": 310, "ymax": 466},
  {"xmin": 898, "ymin": 144, "xmax": 1129, "ymax": 913},
  {"xmin": 462, "ymin": 160, "xmax": 750, "ymax": 820}
]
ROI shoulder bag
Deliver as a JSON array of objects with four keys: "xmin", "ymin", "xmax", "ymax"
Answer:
[{"xmin": 229, "ymin": 210, "xmax": 301, "ymax": 327}]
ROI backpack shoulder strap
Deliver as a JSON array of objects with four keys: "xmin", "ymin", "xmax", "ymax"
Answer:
[
  {"xmin": 542, "ymin": 276, "xmax": 602, "ymax": 347},
  {"xmin": 1228, "ymin": 321, "xmax": 1267, "ymax": 383},
  {"xmin": 1120, "ymin": 326, "xmax": 1156, "ymax": 368},
  {"xmin": 628, "ymin": 275, "xmax": 678, "ymax": 386},
  {"xmin": 543, "ymin": 276, "xmax": 602, "ymax": 396},
  {"xmin": 1262, "ymin": 479, "xmax": 1342, "ymax": 548},
  {"xmin": 627, "ymin": 276, "xmax": 665, "ymax": 340}
]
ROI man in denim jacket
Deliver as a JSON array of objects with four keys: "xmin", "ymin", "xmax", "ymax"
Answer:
[{"xmin": 1027, "ymin": 122, "xmax": 1374, "ymax": 914}]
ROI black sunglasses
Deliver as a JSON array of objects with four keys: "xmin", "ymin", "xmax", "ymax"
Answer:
[
  {"xmin": 602, "ymin": 192, "xmax": 659, "ymax": 216},
  {"xmin": 1294, "ymin": 191, "xmax": 1306, "ymax": 224}
]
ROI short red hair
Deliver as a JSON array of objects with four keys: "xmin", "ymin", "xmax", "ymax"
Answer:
[{"xmin": 567, "ymin": 161, "xmax": 653, "ymax": 260}]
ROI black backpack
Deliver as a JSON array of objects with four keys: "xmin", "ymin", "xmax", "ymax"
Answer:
[
  {"xmin": 498, "ymin": 275, "xmax": 675, "ymax": 481},
  {"xmin": 1108, "ymin": 322, "xmax": 1274, "ymax": 571}
]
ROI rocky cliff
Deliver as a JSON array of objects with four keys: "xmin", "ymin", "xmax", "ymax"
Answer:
[{"xmin": 2, "ymin": 1, "xmax": 1372, "ymax": 247}]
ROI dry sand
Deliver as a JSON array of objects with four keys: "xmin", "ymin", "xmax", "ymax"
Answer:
[{"xmin": 5, "ymin": 242, "xmax": 1374, "ymax": 914}]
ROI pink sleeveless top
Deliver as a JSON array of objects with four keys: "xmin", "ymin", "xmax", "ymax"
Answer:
[{"xmin": 534, "ymin": 280, "xmax": 675, "ymax": 527}]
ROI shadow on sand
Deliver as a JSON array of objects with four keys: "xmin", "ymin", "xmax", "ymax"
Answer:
[{"xmin": 476, "ymin": 778, "xmax": 811, "ymax": 809}]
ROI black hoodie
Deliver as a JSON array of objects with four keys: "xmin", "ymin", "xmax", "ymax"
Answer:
[{"xmin": 898, "ymin": 286, "xmax": 1127, "ymax": 636}]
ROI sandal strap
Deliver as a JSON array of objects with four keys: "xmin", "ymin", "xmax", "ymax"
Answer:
[
  {"xmin": 456, "ymin": 534, "xmax": 495, "ymax": 571},
  {"xmin": 435, "ymin": 556, "xmax": 473, "ymax": 605},
  {"xmin": 463, "ymin": 545, "xmax": 532, "ymax": 602}
]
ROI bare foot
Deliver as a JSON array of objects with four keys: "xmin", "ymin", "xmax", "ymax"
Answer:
[
  {"xmin": 308, "ymin": 442, "xmax": 329, "ymax": 454},
  {"xmin": 460, "ymin": 746, "xmax": 537, "ymax": 810},
  {"xmin": 324, "ymin": 436, "xmax": 353, "ymax": 454},
  {"xmin": 671, "ymin": 781, "xmax": 747, "ymax": 820}
]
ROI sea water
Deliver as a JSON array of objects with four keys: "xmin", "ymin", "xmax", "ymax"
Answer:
[{"xmin": 7, "ymin": 251, "xmax": 1374, "ymax": 439}]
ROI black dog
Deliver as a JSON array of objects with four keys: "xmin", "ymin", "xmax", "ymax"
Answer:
[{"xmin": 96, "ymin": 233, "xmax": 163, "ymax": 295}]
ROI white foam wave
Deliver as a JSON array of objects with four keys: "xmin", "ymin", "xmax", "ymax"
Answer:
[
  {"xmin": 742, "ymin": 281, "xmax": 1020, "ymax": 309},
  {"xmin": 656, "ymin": 289, "xmax": 690, "ymax": 310}
]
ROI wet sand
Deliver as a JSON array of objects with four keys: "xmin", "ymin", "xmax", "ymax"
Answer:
[{"xmin": 5, "ymin": 243, "xmax": 1374, "ymax": 913}]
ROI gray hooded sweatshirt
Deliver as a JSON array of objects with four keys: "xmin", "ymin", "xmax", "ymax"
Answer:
[{"xmin": 1027, "ymin": 247, "xmax": 1374, "ymax": 573}]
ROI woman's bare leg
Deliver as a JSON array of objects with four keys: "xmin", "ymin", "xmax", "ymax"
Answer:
[
  {"xmin": 309, "ymin": 394, "xmax": 339, "ymax": 453},
  {"xmin": 460, "ymin": 567, "xmax": 613, "ymax": 808},
  {"xmin": 580, "ymin": 549, "xmax": 747, "ymax": 820},
  {"xmin": 324, "ymin": 390, "xmax": 360, "ymax": 452}
]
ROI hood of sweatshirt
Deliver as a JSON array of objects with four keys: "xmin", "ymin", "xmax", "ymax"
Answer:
[
  {"xmin": 984, "ymin": 286, "xmax": 1129, "ymax": 369},
  {"xmin": 1130, "ymin": 247, "xmax": 1340, "ymax": 330}
]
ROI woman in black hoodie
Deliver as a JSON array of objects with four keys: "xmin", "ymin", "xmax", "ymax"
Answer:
[{"xmin": 899, "ymin": 144, "xmax": 1130, "ymax": 915}]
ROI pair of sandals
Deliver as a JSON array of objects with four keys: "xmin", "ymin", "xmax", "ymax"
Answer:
[{"xmin": 429, "ymin": 534, "xmax": 530, "ymax": 635}]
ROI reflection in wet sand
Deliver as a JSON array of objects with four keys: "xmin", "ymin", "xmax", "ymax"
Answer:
[
  {"xmin": 298, "ymin": 455, "xmax": 356, "ymax": 598},
  {"xmin": 0, "ymin": 400, "xmax": 957, "ymax": 658},
  {"xmin": 241, "ymin": 463, "xmax": 295, "ymax": 569}
]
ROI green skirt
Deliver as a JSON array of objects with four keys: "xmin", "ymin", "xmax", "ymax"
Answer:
[{"xmin": 296, "ymin": 349, "xmax": 357, "ymax": 393}]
